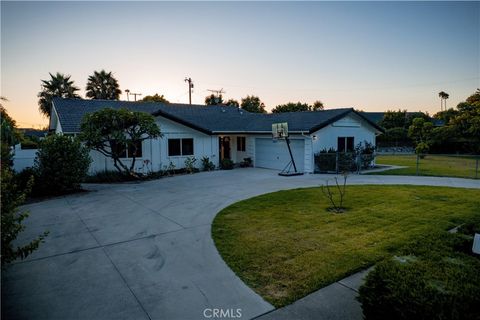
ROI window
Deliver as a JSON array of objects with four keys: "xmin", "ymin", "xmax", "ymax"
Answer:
[
  {"xmin": 168, "ymin": 139, "xmax": 181, "ymax": 156},
  {"xmin": 128, "ymin": 140, "xmax": 143, "ymax": 158},
  {"xmin": 337, "ymin": 137, "xmax": 354, "ymax": 152},
  {"xmin": 112, "ymin": 140, "xmax": 127, "ymax": 158},
  {"xmin": 111, "ymin": 140, "xmax": 142, "ymax": 158},
  {"xmin": 237, "ymin": 137, "xmax": 246, "ymax": 152},
  {"xmin": 168, "ymin": 138, "xmax": 194, "ymax": 156},
  {"xmin": 182, "ymin": 138, "xmax": 194, "ymax": 156}
]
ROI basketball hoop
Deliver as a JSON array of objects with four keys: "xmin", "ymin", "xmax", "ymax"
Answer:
[
  {"xmin": 271, "ymin": 122, "xmax": 303, "ymax": 176},
  {"xmin": 272, "ymin": 122, "xmax": 288, "ymax": 140}
]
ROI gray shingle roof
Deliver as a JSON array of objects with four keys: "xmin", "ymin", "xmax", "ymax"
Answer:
[{"xmin": 52, "ymin": 98, "xmax": 383, "ymax": 134}]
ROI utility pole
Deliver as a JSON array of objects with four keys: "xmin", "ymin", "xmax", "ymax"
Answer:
[
  {"xmin": 185, "ymin": 77, "xmax": 194, "ymax": 104},
  {"xmin": 130, "ymin": 92, "xmax": 142, "ymax": 101}
]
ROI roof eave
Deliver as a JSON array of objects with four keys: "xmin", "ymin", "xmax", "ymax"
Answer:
[
  {"xmin": 352, "ymin": 110, "xmax": 386, "ymax": 133},
  {"xmin": 152, "ymin": 110, "xmax": 212, "ymax": 135},
  {"xmin": 308, "ymin": 109, "xmax": 354, "ymax": 134},
  {"xmin": 212, "ymin": 130, "xmax": 307, "ymax": 135}
]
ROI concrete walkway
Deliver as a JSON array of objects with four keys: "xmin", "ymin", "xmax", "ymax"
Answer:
[
  {"xmin": 2, "ymin": 169, "xmax": 479, "ymax": 320},
  {"xmin": 255, "ymin": 269, "xmax": 372, "ymax": 320}
]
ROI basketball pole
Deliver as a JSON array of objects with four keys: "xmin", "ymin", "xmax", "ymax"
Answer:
[{"xmin": 285, "ymin": 136, "xmax": 298, "ymax": 173}]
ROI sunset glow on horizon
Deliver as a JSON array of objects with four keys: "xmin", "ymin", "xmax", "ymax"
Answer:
[{"xmin": 1, "ymin": 1, "xmax": 478, "ymax": 128}]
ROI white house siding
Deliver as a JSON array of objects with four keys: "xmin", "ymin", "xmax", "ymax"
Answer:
[
  {"xmin": 155, "ymin": 117, "xmax": 218, "ymax": 171},
  {"xmin": 304, "ymin": 138, "xmax": 313, "ymax": 173},
  {"xmin": 12, "ymin": 144, "xmax": 37, "ymax": 172},
  {"xmin": 86, "ymin": 116, "xmax": 218, "ymax": 174},
  {"xmin": 312, "ymin": 113, "xmax": 377, "ymax": 155},
  {"xmin": 87, "ymin": 140, "xmax": 154, "ymax": 174},
  {"xmin": 223, "ymin": 135, "xmax": 250, "ymax": 163}
]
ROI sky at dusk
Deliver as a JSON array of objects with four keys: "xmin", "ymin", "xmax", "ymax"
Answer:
[{"xmin": 1, "ymin": 1, "xmax": 479, "ymax": 128}]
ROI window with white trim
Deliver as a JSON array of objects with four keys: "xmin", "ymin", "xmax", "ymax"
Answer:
[
  {"xmin": 168, "ymin": 138, "xmax": 194, "ymax": 156},
  {"xmin": 337, "ymin": 137, "xmax": 354, "ymax": 152},
  {"xmin": 237, "ymin": 137, "xmax": 246, "ymax": 152}
]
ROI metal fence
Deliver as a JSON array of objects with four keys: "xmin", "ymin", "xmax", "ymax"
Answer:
[
  {"xmin": 375, "ymin": 153, "xmax": 480, "ymax": 179},
  {"xmin": 314, "ymin": 152, "xmax": 375, "ymax": 174},
  {"xmin": 314, "ymin": 152, "xmax": 480, "ymax": 179}
]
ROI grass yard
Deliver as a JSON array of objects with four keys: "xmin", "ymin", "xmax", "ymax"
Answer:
[
  {"xmin": 212, "ymin": 185, "xmax": 480, "ymax": 307},
  {"xmin": 373, "ymin": 154, "xmax": 479, "ymax": 179}
]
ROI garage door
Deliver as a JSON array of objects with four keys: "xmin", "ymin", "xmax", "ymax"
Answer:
[{"xmin": 255, "ymin": 138, "xmax": 305, "ymax": 172}]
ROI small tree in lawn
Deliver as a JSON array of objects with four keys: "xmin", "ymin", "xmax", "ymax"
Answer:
[
  {"xmin": 321, "ymin": 173, "xmax": 348, "ymax": 213},
  {"xmin": 80, "ymin": 108, "xmax": 161, "ymax": 176},
  {"xmin": 408, "ymin": 117, "xmax": 433, "ymax": 157}
]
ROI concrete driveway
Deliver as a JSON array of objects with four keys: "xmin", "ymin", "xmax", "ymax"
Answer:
[{"xmin": 2, "ymin": 168, "xmax": 479, "ymax": 320}]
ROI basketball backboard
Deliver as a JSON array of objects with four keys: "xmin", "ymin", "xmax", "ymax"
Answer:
[{"xmin": 272, "ymin": 122, "xmax": 289, "ymax": 139}]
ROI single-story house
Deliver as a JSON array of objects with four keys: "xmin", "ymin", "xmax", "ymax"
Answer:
[{"xmin": 50, "ymin": 98, "xmax": 384, "ymax": 174}]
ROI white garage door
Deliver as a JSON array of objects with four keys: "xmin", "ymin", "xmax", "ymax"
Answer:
[{"xmin": 255, "ymin": 138, "xmax": 305, "ymax": 172}]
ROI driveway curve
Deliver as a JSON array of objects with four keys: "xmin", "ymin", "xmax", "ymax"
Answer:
[{"xmin": 2, "ymin": 168, "xmax": 479, "ymax": 320}]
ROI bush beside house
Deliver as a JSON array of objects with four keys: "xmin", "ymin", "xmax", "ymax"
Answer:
[{"xmin": 33, "ymin": 134, "xmax": 91, "ymax": 195}]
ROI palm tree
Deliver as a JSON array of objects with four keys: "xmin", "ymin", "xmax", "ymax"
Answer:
[
  {"xmin": 85, "ymin": 70, "xmax": 122, "ymax": 100},
  {"xmin": 438, "ymin": 91, "xmax": 449, "ymax": 111},
  {"xmin": 38, "ymin": 73, "xmax": 80, "ymax": 117}
]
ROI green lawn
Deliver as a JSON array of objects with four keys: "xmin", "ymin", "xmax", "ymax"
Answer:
[
  {"xmin": 373, "ymin": 154, "xmax": 479, "ymax": 179},
  {"xmin": 212, "ymin": 186, "xmax": 480, "ymax": 307}
]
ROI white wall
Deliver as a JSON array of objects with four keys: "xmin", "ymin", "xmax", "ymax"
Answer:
[
  {"xmin": 223, "ymin": 135, "xmax": 249, "ymax": 163},
  {"xmin": 156, "ymin": 117, "xmax": 218, "ymax": 171},
  {"xmin": 312, "ymin": 113, "xmax": 377, "ymax": 155},
  {"xmin": 86, "ymin": 116, "xmax": 219, "ymax": 173},
  {"xmin": 87, "ymin": 143, "xmax": 154, "ymax": 174},
  {"xmin": 12, "ymin": 144, "xmax": 37, "ymax": 172}
]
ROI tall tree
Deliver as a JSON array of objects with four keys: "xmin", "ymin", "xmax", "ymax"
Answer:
[
  {"xmin": 1, "ymin": 97, "xmax": 18, "ymax": 168},
  {"xmin": 433, "ymin": 108, "xmax": 459, "ymax": 124},
  {"xmin": 38, "ymin": 73, "xmax": 80, "ymax": 117},
  {"xmin": 379, "ymin": 109, "xmax": 408, "ymax": 129},
  {"xmin": 80, "ymin": 108, "xmax": 161, "ymax": 175},
  {"xmin": 1, "ymin": 105, "xmax": 48, "ymax": 265},
  {"xmin": 225, "ymin": 99, "xmax": 240, "ymax": 107},
  {"xmin": 438, "ymin": 91, "xmax": 449, "ymax": 111},
  {"xmin": 141, "ymin": 93, "xmax": 169, "ymax": 103},
  {"xmin": 240, "ymin": 95, "xmax": 266, "ymax": 113},
  {"xmin": 312, "ymin": 100, "xmax": 324, "ymax": 111},
  {"xmin": 205, "ymin": 94, "xmax": 223, "ymax": 105},
  {"xmin": 86, "ymin": 70, "xmax": 122, "ymax": 100},
  {"xmin": 272, "ymin": 102, "xmax": 310, "ymax": 113}
]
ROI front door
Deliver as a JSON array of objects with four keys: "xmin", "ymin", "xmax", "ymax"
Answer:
[{"xmin": 219, "ymin": 137, "xmax": 231, "ymax": 160}]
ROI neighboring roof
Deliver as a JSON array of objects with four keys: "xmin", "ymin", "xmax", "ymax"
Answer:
[
  {"xmin": 52, "ymin": 98, "xmax": 383, "ymax": 134},
  {"xmin": 432, "ymin": 119, "xmax": 445, "ymax": 127},
  {"xmin": 18, "ymin": 128, "xmax": 48, "ymax": 138},
  {"xmin": 361, "ymin": 112, "xmax": 385, "ymax": 124}
]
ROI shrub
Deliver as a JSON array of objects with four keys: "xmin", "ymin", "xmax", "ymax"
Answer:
[
  {"xmin": 201, "ymin": 156, "xmax": 215, "ymax": 171},
  {"xmin": 162, "ymin": 161, "xmax": 176, "ymax": 176},
  {"xmin": 35, "ymin": 134, "xmax": 91, "ymax": 195},
  {"xmin": 240, "ymin": 157, "xmax": 253, "ymax": 168},
  {"xmin": 358, "ymin": 230, "xmax": 480, "ymax": 320},
  {"xmin": 314, "ymin": 148, "xmax": 336, "ymax": 172},
  {"xmin": 1, "ymin": 167, "xmax": 48, "ymax": 265},
  {"xmin": 184, "ymin": 156, "xmax": 197, "ymax": 174},
  {"xmin": 338, "ymin": 152, "xmax": 356, "ymax": 172},
  {"xmin": 84, "ymin": 170, "xmax": 135, "ymax": 183},
  {"xmin": 220, "ymin": 158, "xmax": 234, "ymax": 170}
]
